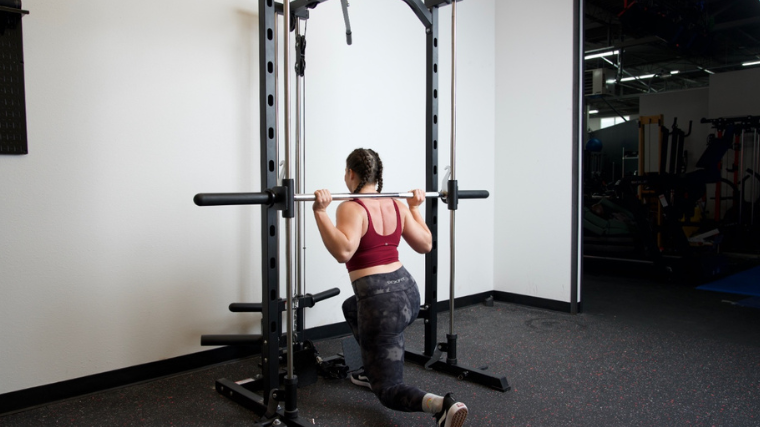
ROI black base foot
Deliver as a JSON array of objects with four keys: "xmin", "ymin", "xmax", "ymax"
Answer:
[
  {"xmin": 405, "ymin": 350, "xmax": 511, "ymax": 392},
  {"xmin": 215, "ymin": 378, "xmax": 314, "ymax": 427}
]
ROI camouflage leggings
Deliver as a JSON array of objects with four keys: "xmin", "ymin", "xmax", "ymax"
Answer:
[{"xmin": 342, "ymin": 266, "xmax": 426, "ymax": 412}]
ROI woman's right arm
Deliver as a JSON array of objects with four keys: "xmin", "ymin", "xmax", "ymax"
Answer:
[{"xmin": 313, "ymin": 190, "xmax": 363, "ymax": 263}]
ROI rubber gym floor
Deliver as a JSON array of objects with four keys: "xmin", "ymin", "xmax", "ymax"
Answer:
[{"xmin": 2, "ymin": 262, "xmax": 760, "ymax": 427}]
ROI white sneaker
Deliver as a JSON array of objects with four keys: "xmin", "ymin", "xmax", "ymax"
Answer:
[
  {"xmin": 434, "ymin": 393, "xmax": 468, "ymax": 427},
  {"xmin": 349, "ymin": 369, "xmax": 371, "ymax": 390}
]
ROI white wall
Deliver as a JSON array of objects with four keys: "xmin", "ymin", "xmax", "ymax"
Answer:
[
  {"xmin": 708, "ymin": 67, "xmax": 760, "ymax": 118},
  {"xmin": 493, "ymin": 2, "xmax": 577, "ymax": 301},
  {"xmin": 588, "ymin": 117, "xmax": 602, "ymax": 133},
  {"xmin": 1, "ymin": 0, "xmax": 263, "ymax": 395},
  {"xmin": 0, "ymin": 0, "xmax": 497, "ymax": 395},
  {"xmin": 299, "ymin": 0, "xmax": 496, "ymax": 326}
]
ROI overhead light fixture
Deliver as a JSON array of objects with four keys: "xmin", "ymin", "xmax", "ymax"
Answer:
[
  {"xmin": 742, "ymin": 60, "xmax": 760, "ymax": 67},
  {"xmin": 589, "ymin": 110, "xmax": 599, "ymax": 114},
  {"xmin": 584, "ymin": 50, "xmax": 619, "ymax": 60},
  {"xmin": 619, "ymin": 74, "xmax": 655, "ymax": 82},
  {"xmin": 670, "ymin": 70, "xmax": 680, "ymax": 75},
  {"xmin": 698, "ymin": 67, "xmax": 715, "ymax": 74}
]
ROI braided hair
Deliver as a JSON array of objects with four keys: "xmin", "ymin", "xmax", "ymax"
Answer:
[{"xmin": 346, "ymin": 148, "xmax": 384, "ymax": 194}]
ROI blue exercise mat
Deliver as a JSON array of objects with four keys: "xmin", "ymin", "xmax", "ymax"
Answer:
[{"xmin": 697, "ymin": 265, "xmax": 760, "ymax": 297}]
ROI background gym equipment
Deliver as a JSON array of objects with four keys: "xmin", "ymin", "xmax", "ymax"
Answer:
[
  {"xmin": 584, "ymin": 113, "xmax": 760, "ymax": 282},
  {"xmin": 701, "ymin": 116, "xmax": 760, "ymax": 252},
  {"xmin": 193, "ymin": 1, "xmax": 508, "ymax": 426}
]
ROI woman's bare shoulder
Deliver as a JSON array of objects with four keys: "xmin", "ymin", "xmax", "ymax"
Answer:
[
  {"xmin": 392, "ymin": 198, "xmax": 411, "ymax": 213},
  {"xmin": 337, "ymin": 200, "xmax": 364, "ymax": 214}
]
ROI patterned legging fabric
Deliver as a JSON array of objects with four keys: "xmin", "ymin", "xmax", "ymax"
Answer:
[{"xmin": 342, "ymin": 266, "xmax": 427, "ymax": 412}]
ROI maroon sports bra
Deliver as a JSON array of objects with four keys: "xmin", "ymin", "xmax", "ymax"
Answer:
[{"xmin": 345, "ymin": 198, "xmax": 402, "ymax": 272}]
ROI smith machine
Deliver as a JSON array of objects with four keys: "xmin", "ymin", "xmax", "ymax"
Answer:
[{"xmin": 194, "ymin": 0, "xmax": 509, "ymax": 425}]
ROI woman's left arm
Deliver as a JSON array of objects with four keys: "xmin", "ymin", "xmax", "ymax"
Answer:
[{"xmin": 399, "ymin": 189, "xmax": 433, "ymax": 254}]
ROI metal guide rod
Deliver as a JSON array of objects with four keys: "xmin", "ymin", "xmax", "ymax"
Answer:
[
  {"xmin": 274, "ymin": 15, "xmax": 281, "ymax": 184},
  {"xmin": 449, "ymin": 0, "xmax": 457, "ymax": 337},
  {"xmin": 295, "ymin": 19, "xmax": 306, "ymax": 306},
  {"xmin": 450, "ymin": 0, "xmax": 457, "ymax": 183},
  {"xmin": 283, "ymin": 0, "xmax": 295, "ymax": 384}
]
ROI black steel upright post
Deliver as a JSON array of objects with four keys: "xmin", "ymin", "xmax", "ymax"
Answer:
[
  {"xmin": 260, "ymin": 0, "xmax": 281, "ymax": 400},
  {"xmin": 424, "ymin": 6, "xmax": 440, "ymax": 357}
]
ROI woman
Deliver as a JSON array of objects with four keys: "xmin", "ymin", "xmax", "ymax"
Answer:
[{"xmin": 313, "ymin": 148, "xmax": 468, "ymax": 427}]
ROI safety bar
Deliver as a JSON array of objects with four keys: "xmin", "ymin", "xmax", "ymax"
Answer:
[
  {"xmin": 228, "ymin": 288, "xmax": 341, "ymax": 313},
  {"xmin": 193, "ymin": 192, "xmax": 275, "ymax": 207}
]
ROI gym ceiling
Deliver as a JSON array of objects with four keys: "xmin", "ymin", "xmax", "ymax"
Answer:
[{"xmin": 584, "ymin": 0, "xmax": 760, "ymax": 117}]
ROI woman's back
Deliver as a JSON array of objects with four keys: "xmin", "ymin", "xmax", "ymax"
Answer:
[{"xmin": 357, "ymin": 198, "xmax": 401, "ymax": 236}]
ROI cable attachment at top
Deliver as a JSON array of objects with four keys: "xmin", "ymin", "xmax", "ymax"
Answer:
[
  {"xmin": 295, "ymin": 33, "xmax": 307, "ymax": 77},
  {"xmin": 340, "ymin": 0, "xmax": 352, "ymax": 45}
]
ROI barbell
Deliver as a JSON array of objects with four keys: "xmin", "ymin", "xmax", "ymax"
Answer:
[{"xmin": 194, "ymin": 188, "xmax": 489, "ymax": 207}]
